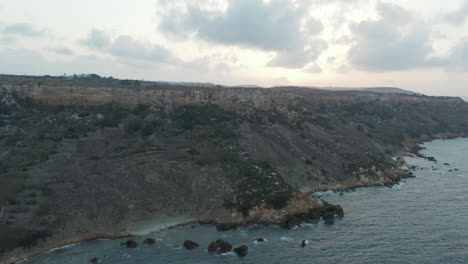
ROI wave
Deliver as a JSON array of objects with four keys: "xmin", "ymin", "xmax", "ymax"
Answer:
[{"xmin": 45, "ymin": 243, "xmax": 80, "ymax": 254}]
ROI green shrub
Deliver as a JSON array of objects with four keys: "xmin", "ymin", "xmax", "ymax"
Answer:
[
  {"xmin": 41, "ymin": 186, "xmax": 54, "ymax": 196},
  {"xmin": 125, "ymin": 118, "xmax": 143, "ymax": 133},
  {"xmin": 24, "ymin": 199, "xmax": 37, "ymax": 206},
  {"xmin": 17, "ymin": 230, "xmax": 51, "ymax": 248},
  {"xmin": 35, "ymin": 204, "xmax": 50, "ymax": 216}
]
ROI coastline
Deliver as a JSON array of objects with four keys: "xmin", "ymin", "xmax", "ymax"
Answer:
[{"xmin": 4, "ymin": 134, "xmax": 468, "ymax": 264}]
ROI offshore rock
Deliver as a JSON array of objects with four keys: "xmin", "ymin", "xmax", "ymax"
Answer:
[
  {"xmin": 183, "ymin": 240, "xmax": 199, "ymax": 250},
  {"xmin": 122, "ymin": 239, "xmax": 138, "ymax": 248},
  {"xmin": 143, "ymin": 238, "xmax": 155, "ymax": 245},
  {"xmin": 233, "ymin": 245, "xmax": 248, "ymax": 257},
  {"xmin": 208, "ymin": 239, "xmax": 232, "ymax": 255}
]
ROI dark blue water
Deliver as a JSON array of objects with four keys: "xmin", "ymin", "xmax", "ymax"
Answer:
[{"xmin": 22, "ymin": 138, "xmax": 468, "ymax": 264}]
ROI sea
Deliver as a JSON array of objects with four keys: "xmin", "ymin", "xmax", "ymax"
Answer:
[{"xmin": 22, "ymin": 138, "xmax": 468, "ymax": 264}]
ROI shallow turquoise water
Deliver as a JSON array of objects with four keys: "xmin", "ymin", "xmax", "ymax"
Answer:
[{"xmin": 23, "ymin": 138, "xmax": 468, "ymax": 264}]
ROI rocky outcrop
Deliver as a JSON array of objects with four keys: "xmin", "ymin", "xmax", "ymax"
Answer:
[
  {"xmin": 322, "ymin": 212, "xmax": 335, "ymax": 223},
  {"xmin": 322, "ymin": 203, "xmax": 344, "ymax": 217},
  {"xmin": 308, "ymin": 208, "xmax": 322, "ymax": 220},
  {"xmin": 284, "ymin": 214, "xmax": 304, "ymax": 229}
]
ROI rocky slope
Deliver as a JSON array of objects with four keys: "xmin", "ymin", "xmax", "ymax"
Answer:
[{"xmin": 1, "ymin": 74, "xmax": 468, "ymax": 262}]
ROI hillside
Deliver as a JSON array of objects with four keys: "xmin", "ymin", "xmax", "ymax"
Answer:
[
  {"xmin": 1, "ymin": 75, "xmax": 468, "ymax": 262},
  {"xmin": 363, "ymin": 87, "xmax": 421, "ymax": 95}
]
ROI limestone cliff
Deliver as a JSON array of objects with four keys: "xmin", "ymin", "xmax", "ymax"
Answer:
[{"xmin": 1, "ymin": 74, "xmax": 468, "ymax": 263}]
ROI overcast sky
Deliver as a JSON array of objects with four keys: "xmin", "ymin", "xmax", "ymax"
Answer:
[{"xmin": 1, "ymin": 0, "xmax": 468, "ymax": 96}]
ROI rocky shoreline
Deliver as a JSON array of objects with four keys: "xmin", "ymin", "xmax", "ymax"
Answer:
[
  {"xmin": 4, "ymin": 136, "xmax": 468, "ymax": 264},
  {"xmin": 3, "ymin": 176, "xmax": 398, "ymax": 264}
]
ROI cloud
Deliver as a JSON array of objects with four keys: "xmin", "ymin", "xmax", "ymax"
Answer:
[
  {"xmin": 50, "ymin": 47, "xmax": 74, "ymax": 55},
  {"xmin": 158, "ymin": 0, "xmax": 327, "ymax": 68},
  {"xmin": 347, "ymin": 2, "xmax": 433, "ymax": 72},
  {"xmin": 2, "ymin": 23, "xmax": 46, "ymax": 37},
  {"xmin": 304, "ymin": 63, "xmax": 322, "ymax": 73},
  {"xmin": 444, "ymin": 0, "xmax": 468, "ymax": 25},
  {"xmin": 0, "ymin": 48, "xmax": 48, "ymax": 75},
  {"xmin": 435, "ymin": 39, "xmax": 468, "ymax": 71},
  {"xmin": 81, "ymin": 29, "xmax": 110, "ymax": 50},
  {"xmin": 0, "ymin": 36, "xmax": 15, "ymax": 44},
  {"xmin": 82, "ymin": 29, "xmax": 178, "ymax": 64},
  {"xmin": 268, "ymin": 39, "xmax": 327, "ymax": 68}
]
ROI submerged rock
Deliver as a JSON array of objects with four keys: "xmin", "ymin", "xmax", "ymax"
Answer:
[
  {"xmin": 216, "ymin": 223, "xmax": 237, "ymax": 231},
  {"xmin": 90, "ymin": 257, "xmax": 100, "ymax": 263},
  {"xmin": 121, "ymin": 239, "xmax": 138, "ymax": 248},
  {"xmin": 208, "ymin": 239, "xmax": 232, "ymax": 254},
  {"xmin": 255, "ymin": 238, "xmax": 265, "ymax": 243},
  {"xmin": 183, "ymin": 240, "xmax": 199, "ymax": 249},
  {"xmin": 233, "ymin": 245, "xmax": 248, "ymax": 256},
  {"xmin": 143, "ymin": 238, "xmax": 155, "ymax": 245}
]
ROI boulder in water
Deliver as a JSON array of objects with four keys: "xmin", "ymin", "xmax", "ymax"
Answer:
[
  {"xmin": 143, "ymin": 238, "xmax": 155, "ymax": 245},
  {"xmin": 233, "ymin": 245, "xmax": 248, "ymax": 256},
  {"xmin": 255, "ymin": 238, "xmax": 265, "ymax": 243},
  {"xmin": 90, "ymin": 257, "xmax": 100, "ymax": 263},
  {"xmin": 183, "ymin": 240, "xmax": 199, "ymax": 249},
  {"xmin": 122, "ymin": 239, "xmax": 138, "ymax": 248},
  {"xmin": 208, "ymin": 239, "xmax": 232, "ymax": 254}
]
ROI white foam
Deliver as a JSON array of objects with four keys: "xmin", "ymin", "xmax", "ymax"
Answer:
[
  {"xmin": 391, "ymin": 183, "xmax": 404, "ymax": 189},
  {"xmin": 218, "ymin": 252, "xmax": 236, "ymax": 257},
  {"xmin": 310, "ymin": 191, "xmax": 335, "ymax": 198},
  {"xmin": 253, "ymin": 238, "xmax": 267, "ymax": 244},
  {"xmin": 45, "ymin": 243, "xmax": 79, "ymax": 254},
  {"xmin": 280, "ymin": 236, "xmax": 293, "ymax": 242},
  {"xmin": 300, "ymin": 223, "xmax": 315, "ymax": 228}
]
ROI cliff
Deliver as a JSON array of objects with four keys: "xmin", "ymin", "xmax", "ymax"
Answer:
[{"xmin": 1, "ymin": 74, "xmax": 468, "ymax": 263}]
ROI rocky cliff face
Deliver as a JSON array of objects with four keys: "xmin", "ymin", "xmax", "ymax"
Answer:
[{"xmin": 1, "ymin": 75, "xmax": 468, "ymax": 263}]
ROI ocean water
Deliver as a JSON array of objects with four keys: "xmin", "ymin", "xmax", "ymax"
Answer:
[{"xmin": 23, "ymin": 138, "xmax": 468, "ymax": 264}]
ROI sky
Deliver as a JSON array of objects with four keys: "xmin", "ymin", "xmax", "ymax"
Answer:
[{"xmin": 0, "ymin": 0, "xmax": 468, "ymax": 97}]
